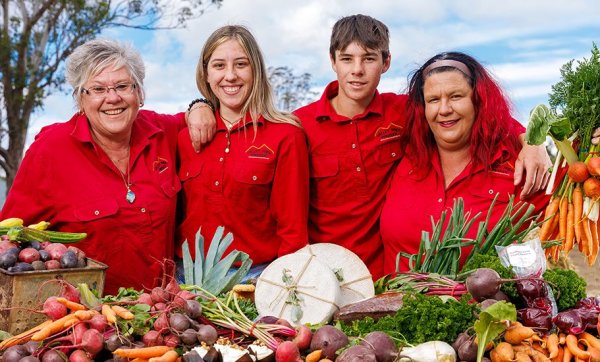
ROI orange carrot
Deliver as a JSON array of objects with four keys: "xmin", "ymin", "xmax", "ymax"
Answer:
[
  {"xmin": 565, "ymin": 202, "xmax": 575, "ymax": 255},
  {"xmin": 305, "ymin": 349, "xmax": 323, "ymax": 362},
  {"xmin": 74, "ymin": 309, "xmax": 97, "ymax": 321},
  {"xmin": 563, "ymin": 344, "xmax": 572, "ymax": 362},
  {"xmin": 566, "ymin": 334, "xmax": 590, "ymax": 360},
  {"xmin": 505, "ymin": 324, "xmax": 536, "ymax": 345},
  {"xmin": 559, "ymin": 197, "xmax": 569, "ymax": 242},
  {"xmin": 148, "ymin": 350, "xmax": 179, "ymax": 362},
  {"xmin": 494, "ymin": 342, "xmax": 515, "ymax": 362},
  {"xmin": 540, "ymin": 198, "xmax": 560, "ymax": 241},
  {"xmin": 102, "ymin": 304, "xmax": 117, "ymax": 324},
  {"xmin": 581, "ymin": 332, "xmax": 600, "ymax": 350},
  {"xmin": 31, "ymin": 314, "xmax": 78, "ymax": 341},
  {"xmin": 547, "ymin": 333, "xmax": 560, "ymax": 359},
  {"xmin": 590, "ymin": 217, "xmax": 599, "ymax": 258},
  {"xmin": 55, "ymin": 297, "xmax": 86, "ymax": 311},
  {"xmin": 0, "ymin": 319, "xmax": 52, "ymax": 350},
  {"xmin": 551, "ymin": 346, "xmax": 564, "ymax": 362},
  {"xmin": 589, "ymin": 219, "xmax": 600, "ymax": 265},
  {"xmin": 574, "ymin": 186, "xmax": 584, "ymax": 245},
  {"xmin": 111, "ymin": 305, "xmax": 134, "ymax": 320},
  {"xmin": 113, "ymin": 346, "xmax": 173, "ymax": 359},
  {"xmin": 582, "ymin": 218, "xmax": 593, "ymax": 257}
]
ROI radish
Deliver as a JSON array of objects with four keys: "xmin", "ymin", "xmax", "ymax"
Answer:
[
  {"xmin": 465, "ymin": 268, "xmax": 508, "ymax": 302},
  {"xmin": 275, "ymin": 340, "xmax": 302, "ymax": 362},
  {"xmin": 153, "ymin": 312, "xmax": 169, "ymax": 332},
  {"xmin": 43, "ymin": 296, "xmax": 68, "ymax": 321},
  {"xmin": 136, "ymin": 292, "xmax": 154, "ymax": 306},
  {"xmin": 151, "ymin": 287, "xmax": 170, "ymax": 304}
]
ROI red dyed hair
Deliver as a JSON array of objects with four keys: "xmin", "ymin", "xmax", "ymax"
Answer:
[{"xmin": 400, "ymin": 52, "xmax": 522, "ymax": 178}]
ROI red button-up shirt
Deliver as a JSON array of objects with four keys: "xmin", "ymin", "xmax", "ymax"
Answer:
[
  {"xmin": 1, "ymin": 111, "xmax": 184, "ymax": 295},
  {"xmin": 294, "ymin": 81, "xmax": 407, "ymax": 279},
  {"xmin": 177, "ymin": 114, "xmax": 309, "ymax": 265},
  {"xmin": 380, "ymin": 143, "xmax": 550, "ymax": 274}
]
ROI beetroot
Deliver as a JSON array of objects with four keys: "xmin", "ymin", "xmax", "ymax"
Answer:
[
  {"xmin": 179, "ymin": 328, "xmax": 199, "ymax": 346},
  {"xmin": 88, "ymin": 314, "xmax": 108, "ymax": 332},
  {"xmin": 151, "ymin": 287, "xmax": 170, "ymax": 304},
  {"xmin": 43, "ymin": 296, "xmax": 68, "ymax": 321},
  {"xmin": 2, "ymin": 344, "xmax": 29, "ymax": 362},
  {"xmin": 275, "ymin": 340, "xmax": 302, "ymax": 362},
  {"xmin": 169, "ymin": 312, "xmax": 191, "ymax": 332},
  {"xmin": 309, "ymin": 325, "xmax": 349, "ymax": 360},
  {"xmin": 197, "ymin": 324, "xmax": 218, "ymax": 345},
  {"xmin": 163, "ymin": 333, "xmax": 181, "ymax": 347},
  {"xmin": 465, "ymin": 268, "xmax": 505, "ymax": 302},
  {"xmin": 337, "ymin": 345, "xmax": 377, "ymax": 362},
  {"xmin": 292, "ymin": 325, "xmax": 312, "ymax": 350},
  {"xmin": 142, "ymin": 330, "xmax": 164, "ymax": 347},
  {"xmin": 41, "ymin": 349, "xmax": 66, "ymax": 362},
  {"xmin": 68, "ymin": 349, "xmax": 92, "ymax": 362},
  {"xmin": 136, "ymin": 292, "xmax": 154, "ymax": 306},
  {"xmin": 360, "ymin": 331, "xmax": 398, "ymax": 362},
  {"xmin": 184, "ymin": 299, "xmax": 202, "ymax": 319}
]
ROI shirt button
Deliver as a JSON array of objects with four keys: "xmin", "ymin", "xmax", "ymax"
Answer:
[
  {"xmin": 391, "ymin": 152, "xmax": 397, "ymax": 157},
  {"xmin": 219, "ymin": 157, "xmax": 224, "ymax": 162},
  {"xmin": 225, "ymin": 148, "xmax": 230, "ymax": 153},
  {"xmin": 488, "ymin": 189, "xmax": 494, "ymax": 194},
  {"xmin": 252, "ymin": 175, "xmax": 258, "ymax": 181},
  {"xmin": 141, "ymin": 208, "xmax": 146, "ymax": 213},
  {"xmin": 351, "ymin": 143, "xmax": 357, "ymax": 149},
  {"xmin": 356, "ymin": 166, "xmax": 361, "ymax": 172},
  {"xmin": 186, "ymin": 172, "xmax": 189, "ymax": 177},
  {"xmin": 215, "ymin": 181, "xmax": 219, "ymax": 186},
  {"xmin": 438, "ymin": 198, "xmax": 443, "ymax": 203},
  {"xmin": 94, "ymin": 210, "xmax": 100, "ymax": 216}
]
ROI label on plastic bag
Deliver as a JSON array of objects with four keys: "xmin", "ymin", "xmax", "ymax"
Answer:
[
  {"xmin": 505, "ymin": 243, "xmax": 537, "ymax": 268},
  {"xmin": 496, "ymin": 238, "xmax": 547, "ymax": 277}
]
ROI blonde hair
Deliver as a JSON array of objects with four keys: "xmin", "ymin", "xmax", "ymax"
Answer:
[{"xmin": 196, "ymin": 25, "xmax": 300, "ymax": 128}]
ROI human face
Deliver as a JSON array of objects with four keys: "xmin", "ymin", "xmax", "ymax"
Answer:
[
  {"xmin": 80, "ymin": 66, "xmax": 140, "ymax": 140},
  {"xmin": 423, "ymin": 70, "xmax": 476, "ymax": 152},
  {"xmin": 331, "ymin": 42, "xmax": 390, "ymax": 108},
  {"xmin": 206, "ymin": 39, "xmax": 253, "ymax": 119}
]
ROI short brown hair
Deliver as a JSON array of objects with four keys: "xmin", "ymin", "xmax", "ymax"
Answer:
[{"xmin": 329, "ymin": 14, "xmax": 390, "ymax": 61}]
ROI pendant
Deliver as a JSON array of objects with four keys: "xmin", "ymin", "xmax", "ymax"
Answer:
[{"xmin": 126, "ymin": 187, "xmax": 136, "ymax": 204}]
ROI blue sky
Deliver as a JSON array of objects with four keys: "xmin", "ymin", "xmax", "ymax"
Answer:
[{"xmin": 28, "ymin": 0, "xmax": 600, "ymax": 145}]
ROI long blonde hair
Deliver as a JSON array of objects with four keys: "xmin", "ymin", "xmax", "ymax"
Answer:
[{"xmin": 196, "ymin": 25, "xmax": 300, "ymax": 128}]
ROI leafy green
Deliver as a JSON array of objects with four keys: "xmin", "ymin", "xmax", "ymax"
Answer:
[
  {"xmin": 340, "ymin": 293, "xmax": 477, "ymax": 345},
  {"xmin": 182, "ymin": 226, "xmax": 253, "ymax": 296},
  {"xmin": 543, "ymin": 268, "xmax": 587, "ymax": 311},
  {"xmin": 115, "ymin": 303, "xmax": 154, "ymax": 337},
  {"xmin": 473, "ymin": 301, "xmax": 516, "ymax": 362},
  {"xmin": 549, "ymin": 43, "xmax": 600, "ymax": 157},
  {"xmin": 77, "ymin": 283, "xmax": 102, "ymax": 309}
]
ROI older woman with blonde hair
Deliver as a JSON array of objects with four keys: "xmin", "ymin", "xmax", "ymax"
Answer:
[{"xmin": 177, "ymin": 25, "xmax": 309, "ymax": 275}]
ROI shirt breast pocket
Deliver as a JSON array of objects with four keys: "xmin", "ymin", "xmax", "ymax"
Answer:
[
  {"xmin": 232, "ymin": 162, "xmax": 275, "ymax": 210},
  {"xmin": 73, "ymin": 198, "xmax": 119, "ymax": 222},
  {"xmin": 309, "ymin": 155, "xmax": 341, "ymax": 203},
  {"xmin": 470, "ymin": 172, "xmax": 515, "ymax": 204}
]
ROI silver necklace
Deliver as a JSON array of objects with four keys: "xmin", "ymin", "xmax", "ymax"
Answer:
[{"xmin": 94, "ymin": 134, "xmax": 136, "ymax": 204}]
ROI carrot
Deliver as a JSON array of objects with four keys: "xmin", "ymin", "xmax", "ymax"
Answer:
[
  {"xmin": 582, "ymin": 218, "xmax": 593, "ymax": 257},
  {"xmin": 580, "ymin": 332, "xmax": 600, "ymax": 350},
  {"xmin": 102, "ymin": 304, "xmax": 117, "ymax": 324},
  {"xmin": 559, "ymin": 197, "xmax": 569, "ymax": 242},
  {"xmin": 55, "ymin": 297, "xmax": 87, "ymax": 311},
  {"xmin": 112, "ymin": 305, "xmax": 134, "ymax": 320},
  {"xmin": 565, "ymin": 202, "xmax": 576, "ymax": 255},
  {"xmin": 505, "ymin": 324, "xmax": 536, "ymax": 345},
  {"xmin": 494, "ymin": 342, "xmax": 515, "ymax": 362},
  {"xmin": 552, "ymin": 346, "xmax": 564, "ymax": 362},
  {"xmin": 566, "ymin": 334, "xmax": 590, "ymax": 360},
  {"xmin": 516, "ymin": 351, "xmax": 534, "ymax": 362},
  {"xmin": 574, "ymin": 186, "xmax": 584, "ymax": 245},
  {"xmin": 113, "ymin": 346, "xmax": 173, "ymax": 359},
  {"xmin": 547, "ymin": 333, "xmax": 561, "ymax": 359},
  {"xmin": 74, "ymin": 309, "xmax": 97, "ymax": 321},
  {"xmin": 540, "ymin": 198, "xmax": 560, "ymax": 241},
  {"xmin": 305, "ymin": 349, "xmax": 323, "ymax": 362},
  {"xmin": 148, "ymin": 350, "xmax": 179, "ymax": 362},
  {"xmin": 31, "ymin": 313, "xmax": 79, "ymax": 341},
  {"xmin": 0, "ymin": 319, "xmax": 52, "ymax": 350},
  {"xmin": 588, "ymin": 219, "xmax": 600, "ymax": 265},
  {"xmin": 590, "ymin": 217, "xmax": 599, "ymax": 258}
]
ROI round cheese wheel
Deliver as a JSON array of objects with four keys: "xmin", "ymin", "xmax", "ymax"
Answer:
[
  {"xmin": 297, "ymin": 243, "xmax": 374, "ymax": 307},
  {"xmin": 255, "ymin": 253, "xmax": 341, "ymax": 326}
]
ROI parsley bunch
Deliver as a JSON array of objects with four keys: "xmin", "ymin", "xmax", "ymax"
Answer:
[{"xmin": 340, "ymin": 293, "xmax": 477, "ymax": 345}]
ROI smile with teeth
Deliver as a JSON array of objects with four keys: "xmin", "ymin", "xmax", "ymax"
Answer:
[
  {"xmin": 103, "ymin": 109, "xmax": 125, "ymax": 115},
  {"xmin": 439, "ymin": 120, "xmax": 458, "ymax": 127},
  {"xmin": 223, "ymin": 86, "xmax": 241, "ymax": 94}
]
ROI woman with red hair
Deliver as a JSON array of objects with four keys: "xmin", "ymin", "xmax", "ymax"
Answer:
[{"xmin": 380, "ymin": 51, "xmax": 549, "ymax": 274}]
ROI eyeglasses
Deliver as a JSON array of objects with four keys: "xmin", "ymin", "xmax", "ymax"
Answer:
[{"xmin": 81, "ymin": 83, "xmax": 137, "ymax": 98}]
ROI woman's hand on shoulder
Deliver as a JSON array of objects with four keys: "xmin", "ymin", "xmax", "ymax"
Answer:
[
  {"xmin": 186, "ymin": 103, "xmax": 216, "ymax": 152},
  {"xmin": 514, "ymin": 142, "xmax": 552, "ymax": 199}
]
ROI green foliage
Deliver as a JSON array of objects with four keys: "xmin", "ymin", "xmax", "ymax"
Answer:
[
  {"xmin": 525, "ymin": 104, "xmax": 573, "ymax": 145},
  {"xmin": 461, "ymin": 253, "xmax": 519, "ymax": 301},
  {"xmin": 543, "ymin": 268, "xmax": 587, "ymax": 311},
  {"xmin": 182, "ymin": 226, "xmax": 253, "ymax": 296},
  {"xmin": 549, "ymin": 43, "xmax": 600, "ymax": 156},
  {"xmin": 474, "ymin": 301, "xmax": 516, "ymax": 362},
  {"xmin": 340, "ymin": 293, "xmax": 477, "ymax": 345}
]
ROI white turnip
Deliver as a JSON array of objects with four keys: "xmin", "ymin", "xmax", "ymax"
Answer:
[
  {"xmin": 360, "ymin": 331, "xmax": 398, "ymax": 362},
  {"xmin": 400, "ymin": 341, "xmax": 457, "ymax": 362},
  {"xmin": 309, "ymin": 325, "xmax": 349, "ymax": 360}
]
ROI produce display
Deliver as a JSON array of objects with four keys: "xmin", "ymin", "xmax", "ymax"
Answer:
[{"xmin": 2, "ymin": 45, "xmax": 600, "ymax": 362}]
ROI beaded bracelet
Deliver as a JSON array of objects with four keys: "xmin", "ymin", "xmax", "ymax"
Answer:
[{"xmin": 187, "ymin": 98, "xmax": 214, "ymax": 112}]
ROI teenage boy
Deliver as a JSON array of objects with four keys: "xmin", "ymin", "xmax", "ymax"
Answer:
[{"xmin": 293, "ymin": 14, "xmax": 550, "ymax": 279}]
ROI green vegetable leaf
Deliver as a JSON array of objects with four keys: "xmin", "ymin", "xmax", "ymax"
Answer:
[
  {"xmin": 549, "ymin": 116, "xmax": 573, "ymax": 141},
  {"xmin": 77, "ymin": 283, "xmax": 102, "ymax": 309},
  {"xmin": 525, "ymin": 104, "xmax": 554, "ymax": 145},
  {"xmin": 473, "ymin": 301, "xmax": 516, "ymax": 362}
]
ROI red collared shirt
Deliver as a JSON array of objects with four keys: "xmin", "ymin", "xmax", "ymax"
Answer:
[
  {"xmin": 0, "ymin": 110, "xmax": 184, "ymax": 295},
  {"xmin": 380, "ymin": 144, "xmax": 550, "ymax": 275},
  {"xmin": 177, "ymin": 114, "xmax": 309, "ymax": 265},
  {"xmin": 294, "ymin": 81, "xmax": 407, "ymax": 279}
]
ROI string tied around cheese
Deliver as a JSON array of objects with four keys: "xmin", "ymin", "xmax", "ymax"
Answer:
[{"xmin": 257, "ymin": 253, "xmax": 340, "ymax": 323}]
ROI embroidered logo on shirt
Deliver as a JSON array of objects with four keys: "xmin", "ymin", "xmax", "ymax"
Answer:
[
  {"xmin": 153, "ymin": 157, "xmax": 169, "ymax": 173},
  {"xmin": 246, "ymin": 144, "xmax": 275, "ymax": 159},
  {"xmin": 374, "ymin": 123, "xmax": 403, "ymax": 141}
]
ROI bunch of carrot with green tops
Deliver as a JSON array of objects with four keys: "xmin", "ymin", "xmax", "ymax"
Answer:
[{"xmin": 525, "ymin": 43, "xmax": 600, "ymax": 266}]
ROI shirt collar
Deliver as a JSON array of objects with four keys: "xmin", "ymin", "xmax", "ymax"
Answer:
[
  {"xmin": 216, "ymin": 112, "xmax": 265, "ymax": 133},
  {"xmin": 315, "ymin": 80, "xmax": 383, "ymax": 123}
]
